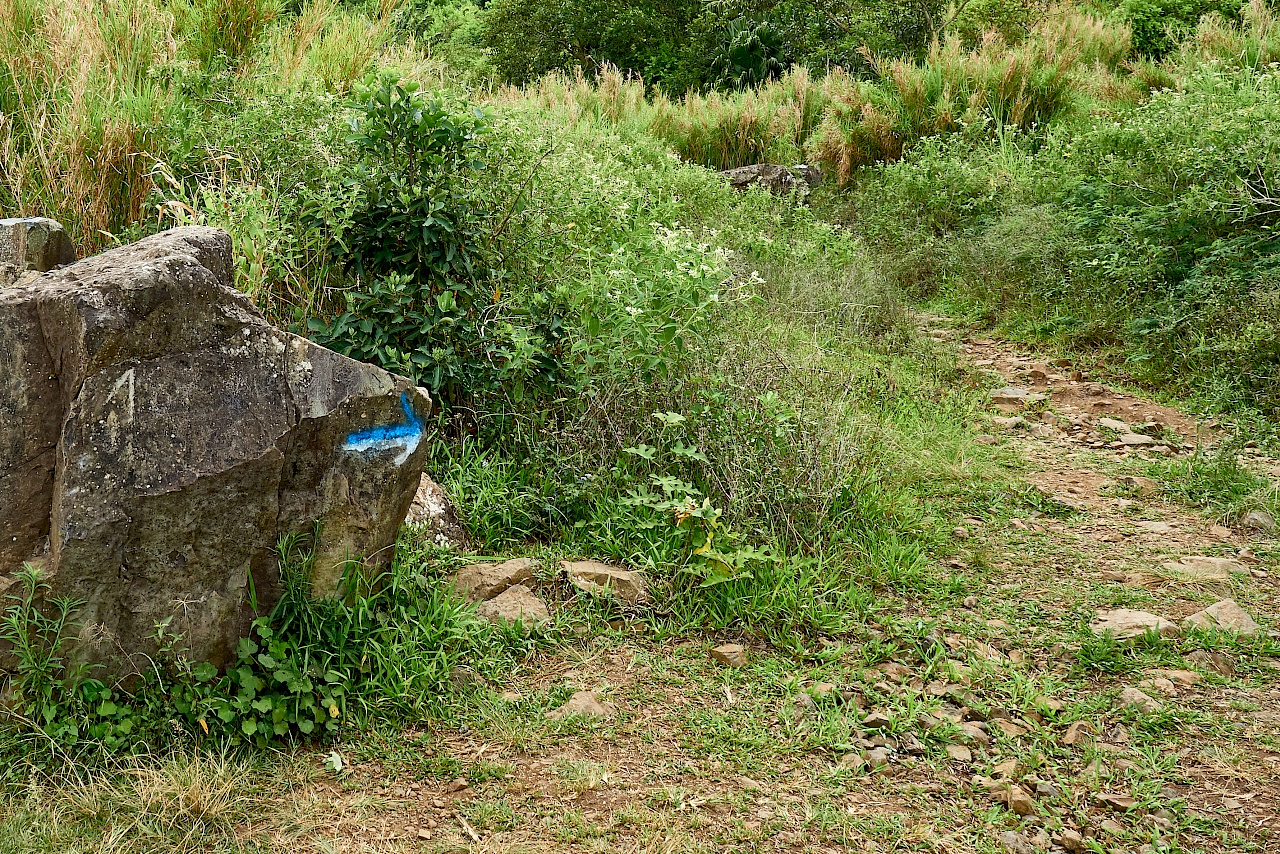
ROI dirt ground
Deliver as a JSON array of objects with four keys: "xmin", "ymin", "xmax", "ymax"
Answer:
[{"xmin": 275, "ymin": 328, "xmax": 1280, "ymax": 854}]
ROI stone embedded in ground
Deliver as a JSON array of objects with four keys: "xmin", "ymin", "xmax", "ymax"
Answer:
[
  {"xmin": 546, "ymin": 689, "xmax": 616, "ymax": 720},
  {"xmin": 453, "ymin": 557, "xmax": 538, "ymax": 603},
  {"xmin": 1160, "ymin": 555, "xmax": 1244, "ymax": 585},
  {"xmin": 563, "ymin": 560, "xmax": 647, "ymax": 604},
  {"xmin": 404, "ymin": 474, "xmax": 470, "ymax": 549},
  {"xmin": 864, "ymin": 747, "xmax": 890, "ymax": 769},
  {"xmin": 1119, "ymin": 686, "xmax": 1162, "ymax": 714},
  {"xmin": 862, "ymin": 710, "xmax": 892, "ymax": 729},
  {"xmin": 1097, "ymin": 417, "xmax": 1130, "ymax": 432},
  {"xmin": 1098, "ymin": 819, "xmax": 1126, "ymax": 836},
  {"xmin": 945, "ymin": 744, "xmax": 972, "ymax": 762},
  {"xmin": 1001, "ymin": 784, "xmax": 1036, "ymax": 816},
  {"xmin": 1090, "ymin": 609, "xmax": 1178, "ymax": 640},
  {"xmin": 1187, "ymin": 649, "xmax": 1235, "ymax": 674},
  {"xmin": 1149, "ymin": 668, "xmax": 1202, "ymax": 687},
  {"xmin": 1097, "ymin": 792, "xmax": 1138, "ymax": 811},
  {"xmin": 475, "ymin": 584, "xmax": 550, "ymax": 627},
  {"xmin": 1120, "ymin": 432, "xmax": 1158, "ymax": 446},
  {"xmin": 992, "ymin": 718, "xmax": 1028, "ymax": 738},
  {"xmin": 990, "ymin": 387, "xmax": 1031, "ymax": 406},
  {"xmin": 1116, "ymin": 475, "xmax": 1160, "ymax": 497},
  {"xmin": 992, "ymin": 415, "xmax": 1028, "ymax": 430},
  {"xmin": 0, "ymin": 227, "xmax": 427, "ymax": 675},
  {"xmin": 958, "ymin": 722, "xmax": 991, "ymax": 746},
  {"xmin": 718, "ymin": 164, "xmax": 813, "ymax": 198},
  {"xmin": 1062, "ymin": 720, "xmax": 1095, "ymax": 746},
  {"xmin": 1183, "ymin": 599, "xmax": 1260, "ymax": 635},
  {"xmin": 1057, "ymin": 830, "xmax": 1087, "ymax": 853},
  {"xmin": 0, "ymin": 216, "xmax": 76, "ymax": 276},
  {"xmin": 952, "ymin": 526, "xmax": 970, "ymax": 540},
  {"xmin": 998, "ymin": 830, "xmax": 1034, "ymax": 854},
  {"xmin": 974, "ymin": 434, "xmax": 999, "ymax": 445},
  {"xmin": 711, "ymin": 643, "xmax": 747, "ymax": 667},
  {"xmin": 1142, "ymin": 677, "xmax": 1178, "ymax": 697},
  {"xmin": 1242, "ymin": 509, "xmax": 1278, "ymax": 534}
]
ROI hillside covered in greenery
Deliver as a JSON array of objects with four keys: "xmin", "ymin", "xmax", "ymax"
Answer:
[{"xmin": 3, "ymin": 2, "xmax": 1280, "ymax": 853}]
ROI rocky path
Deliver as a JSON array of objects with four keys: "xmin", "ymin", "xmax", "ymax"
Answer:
[{"xmin": 267, "ymin": 331, "xmax": 1280, "ymax": 854}]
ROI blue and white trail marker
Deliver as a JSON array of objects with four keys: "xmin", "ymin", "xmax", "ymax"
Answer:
[{"xmin": 342, "ymin": 393, "xmax": 424, "ymax": 465}]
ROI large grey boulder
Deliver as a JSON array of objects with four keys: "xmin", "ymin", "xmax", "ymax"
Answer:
[
  {"xmin": 0, "ymin": 217, "xmax": 76, "ymax": 283},
  {"xmin": 0, "ymin": 227, "xmax": 428, "ymax": 674},
  {"xmin": 717, "ymin": 164, "xmax": 819, "ymax": 199}
]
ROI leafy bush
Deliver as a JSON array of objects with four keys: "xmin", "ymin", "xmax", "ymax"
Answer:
[
  {"xmin": 308, "ymin": 76, "xmax": 574, "ymax": 408},
  {"xmin": 0, "ymin": 534, "xmax": 491, "ymax": 752}
]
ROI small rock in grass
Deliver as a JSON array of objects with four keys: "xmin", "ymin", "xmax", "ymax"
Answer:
[
  {"xmin": 992, "ymin": 718, "xmax": 1028, "ymax": 738},
  {"xmin": 945, "ymin": 744, "xmax": 972, "ymax": 762},
  {"xmin": 1035, "ymin": 779, "xmax": 1063, "ymax": 799},
  {"xmin": 1187, "ymin": 649, "xmax": 1235, "ymax": 675},
  {"xmin": 963, "ymin": 595, "xmax": 978, "ymax": 608},
  {"xmin": 1002, "ymin": 784, "xmax": 1036, "ymax": 816},
  {"xmin": 1099, "ymin": 818, "xmax": 1126, "ymax": 836},
  {"xmin": 475, "ymin": 585, "xmax": 550, "ymax": 627},
  {"xmin": 952, "ymin": 526, "xmax": 970, "ymax": 540},
  {"xmin": 1097, "ymin": 417, "xmax": 1130, "ymax": 432},
  {"xmin": 993, "ymin": 415, "xmax": 1028, "ymax": 430},
  {"xmin": 1142, "ymin": 677, "xmax": 1178, "ymax": 697},
  {"xmin": 711, "ymin": 643, "xmax": 748, "ymax": 667},
  {"xmin": 1243, "ymin": 509, "xmax": 1278, "ymax": 534},
  {"xmin": 1097, "ymin": 792, "xmax": 1138, "ymax": 811},
  {"xmin": 990, "ymin": 387, "xmax": 1031, "ymax": 406},
  {"xmin": 862, "ymin": 710, "xmax": 892, "ymax": 729},
  {"xmin": 1148, "ymin": 668, "xmax": 1202, "ymax": 687},
  {"xmin": 454, "ymin": 558, "xmax": 538, "ymax": 602},
  {"xmin": 958, "ymin": 722, "xmax": 990, "ymax": 746},
  {"xmin": 546, "ymin": 690, "xmax": 616, "ymax": 720},
  {"xmin": 975, "ymin": 434, "xmax": 999, "ymax": 445},
  {"xmin": 1120, "ymin": 433, "xmax": 1157, "ymax": 446},
  {"xmin": 864, "ymin": 747, "xmax": 890, "ymax": 769},
  {"xmin": 1062, "ymin": 720, "xmax": 1095, "ymax": 746},
  {"xmin": 563, "ymin": 560, "xmax": 647, "ymax": 604},
  {"xmin": 998, "ymin": 830, "xmax": 1034, "ymax": 854},
  {"xmin": 1183, "ymin": 599, "xmax": 1261, "ymax": 635},
  {"xmin": 1119, "ymin": 686, "xmax": 1162, "ymax": 714},
  {"xmin": 1116, "ymin": 474, "xmax": 1160, "ymax": 496},
  {"xmin": 1090, "ymin": 609, "xmax": 1178, "ymax": 640},
  {"xmin": 1057, "ymin": 830, "xmax": 1087, "ymax": 853}
]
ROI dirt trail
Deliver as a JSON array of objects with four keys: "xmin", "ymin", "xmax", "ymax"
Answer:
[{"xmin": 277, "ymin": 330, "xmax": 1280, "ymax": 854}]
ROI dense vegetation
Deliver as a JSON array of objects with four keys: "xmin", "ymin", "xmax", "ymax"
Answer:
[{"xmin": 2, "ymin": 0, "xmax": 1279, "ymax": 774}]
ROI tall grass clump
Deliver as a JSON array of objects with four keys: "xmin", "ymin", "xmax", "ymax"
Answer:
[{"xmin": 0, "ymin": 0, "xmax": 184, "ymax": 252}]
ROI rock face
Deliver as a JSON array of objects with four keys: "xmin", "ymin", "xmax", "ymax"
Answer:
[
  {"xmin": 0, "ymin": 227, "xmax": 428, "ymax": 674},
  {"xmin": 404, "ymin": 474, "xmax": 470, "ymax": 549},
  {"xmin": 0, "ymin": 217, "xmax": 76, "ymax": 282},
  {"xmin": 718, "ymin": 164, "xmax": 818, "ymax": 198}
]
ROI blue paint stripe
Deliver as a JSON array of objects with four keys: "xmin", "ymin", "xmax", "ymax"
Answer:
[{"xmin": 344, "ymin": 393, "xmax": 423, "ymax": 447}]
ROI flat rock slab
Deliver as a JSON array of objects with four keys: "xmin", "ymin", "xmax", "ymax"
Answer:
[
  {"xmin": 1091, "ymin": 609, "xmax": 1179, "ymax": 640},
  {"xmin": 475, "ymin": 584, "xmax": 549, "ymax": 627},
  {"xmin": 546, "ymin": 690, "xmax": 616, "ymax": 720},
  {"xmin": 564, "ymin": 560, "xmax": 647, "ymax": 603},
  {"xmin": 455, "ymin": 558, "xmax": 538, "ymax": 602},
  {"xmin": 0, "ymin": 227, "xmax": 427, "ymax": 675},
  {"xmin": 1183, "ymin": 599, "xmax": 1260, "ymax": 635}
]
